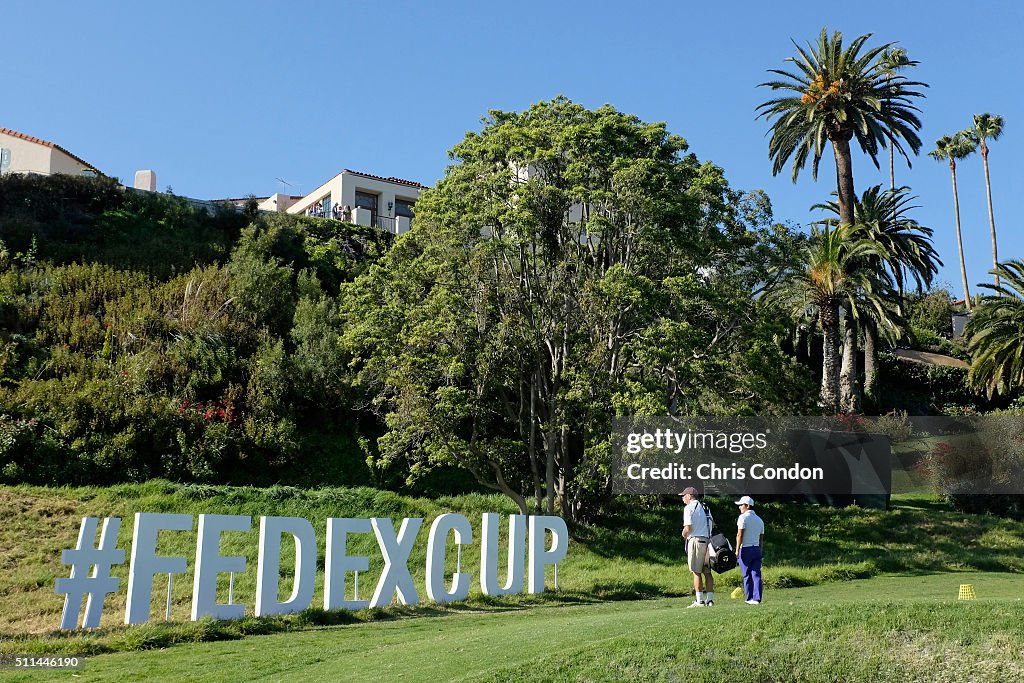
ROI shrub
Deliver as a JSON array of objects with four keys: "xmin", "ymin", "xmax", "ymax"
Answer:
[
  {"xmin": 920, "ymin": 422, "xmax": 1024, "ymax": 519},
  {"xmin": 906, "ymin": 288, "xmax": 955, "ymax": 338}
]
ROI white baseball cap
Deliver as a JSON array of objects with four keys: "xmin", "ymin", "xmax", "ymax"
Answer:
[{"xmin": 735, "ymin": 495, "xmax": 755, "ymax": 507}]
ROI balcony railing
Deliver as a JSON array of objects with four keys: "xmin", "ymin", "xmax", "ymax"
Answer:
[{"xmin": 375, "ymin": 215, "xmax": 397, "ymax": 233}]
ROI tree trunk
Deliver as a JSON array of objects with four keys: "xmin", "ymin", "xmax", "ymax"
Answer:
[
  {"xmin": 466, "ymin": 461, "xmax": 529, "ymax": 515},
  {"xmin": 820, "ymin": 302, "xmax": 841, "ymax": 412},
  {"xmin": 832, "ymin": 136, "xmax": 857, "ymax": 228},
  {"xmin": 949, "ymin": 160, "xmax": 973, "ymax": 311},
  {"xmin": 529, "ymin": 370, "xmax": 543, "ymax": 514},
  {"xmin": 887, "ymin": 74, "xmax": 896, "ymax": 196},
  {"xmin": 840, "ymin": 312, "xmax": 861, "ymax": 413},
  {"xmin": 981, "ymin": 142, "xmax": 1000, "ymax": 291},
  {"xmin": 545, "ymin": 403, "xmax": 556, "ymax": 515},
  {"xmin": 889, "ymin": 133, "xmax": 895, "ymax": 193},
  {"xmin": 863, "ymin": 319, "xmax": 878, "ymax": 401}
]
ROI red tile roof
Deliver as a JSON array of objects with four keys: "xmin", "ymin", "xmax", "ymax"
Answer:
[
  {"xmin": 343, "ymin": 168, "xmax": 426, "ymax": 188},
  {"xmin": 0, "ymin": 127, "xmax": 103, "ymax": 175},
  {"xmin": 217, "ymin": 195, "xmax": 304, "ymax": 203}
]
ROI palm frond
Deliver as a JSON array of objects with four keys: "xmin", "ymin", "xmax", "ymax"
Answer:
[
  {"xmin": 965, "ymin": 261, "xmax": 1024, "ymax": 396},
  {"xmin": 757, "ymin": 28, "xmax": 927, "ymax": 183}
]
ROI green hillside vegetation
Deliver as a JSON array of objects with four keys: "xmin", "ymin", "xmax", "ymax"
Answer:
[
  {"xmin": 0, "ymin": 174, "xmax": 400, "ymax": 490},
  {"xmin": 1, "ymin": 482, "xmax": 1022, "ymax": 656}
]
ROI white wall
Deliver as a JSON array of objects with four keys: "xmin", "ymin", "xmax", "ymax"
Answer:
[
  {"xmin": 49, "ymin": 148, "xmax": 94, "ymax": 176},
  {"xmin": 258, "ymin": 193, "xmax": 297, "ymax": 213},
  {"xmin": 0, "ymin": 132, "xmax": 96, "ymax": 176},
  {"xmin": 1, "ymin": 133, "xmax": 58, "ymax": 174}
]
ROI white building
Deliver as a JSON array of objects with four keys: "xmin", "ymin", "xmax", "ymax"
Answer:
[
  {"xmin": 285, "ymin": 169, "xmax": 426, "ymax": 235},
  {"xmin": 0, "ymin": 127, "xmax": 103, "ymax": 177}
]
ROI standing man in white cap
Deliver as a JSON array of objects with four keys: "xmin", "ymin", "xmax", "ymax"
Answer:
[
  {"xmin": 680, "ymin": 486, "xmax": 715, "ymax": 607},
  {"xmin": 735, "ymin": 495, "xmax": 764, "ymax": 604}
]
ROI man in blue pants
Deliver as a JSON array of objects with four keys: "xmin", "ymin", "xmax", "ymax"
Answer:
[{"xmin": 735, "ymin": 496, "xmax": 764, "ymax": 605}]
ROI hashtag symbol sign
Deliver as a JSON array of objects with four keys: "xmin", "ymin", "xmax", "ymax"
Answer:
[{"xmin": 54, "ymin": 517, "xmax": 125, "ymax": 629}]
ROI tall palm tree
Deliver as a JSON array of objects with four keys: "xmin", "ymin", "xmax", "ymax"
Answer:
[
  {"xmin": 965, "ymin": 261, "xmax": 1024, "ymax": 397},
  {"xmin": 965, "ymin": 113, "xmax": 1004, "ymax": 290},
  {"xmin": 877, "ymin": 48, "xmax": 919, "ymax": 194},
  {"xmin": 757, "ymin": 28, "xmax": 926, "ymax": 228},
  {"xmin": 767, "ymin": 224, "xmax": 891, "ymax": 411},
  {"xmin": 929, "ymin": 133, "xmax": 976, "ymax": 311},
  {"xmin": 815, "ymin": 185, "xmax": 941, "ymax": 398}
]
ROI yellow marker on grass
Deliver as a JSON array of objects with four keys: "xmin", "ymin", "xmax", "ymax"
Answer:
[{"xmin": 958, "ymin": 584, "xmax": 976, "ymax": 600}]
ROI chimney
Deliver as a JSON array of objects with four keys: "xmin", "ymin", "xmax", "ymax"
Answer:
[{"xmin": 134, "ymin": 170, "xmax": 156, "ymax": 192}]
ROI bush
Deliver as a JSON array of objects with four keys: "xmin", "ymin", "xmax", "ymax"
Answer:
[
  {"xmin": 0, "ymin": 178, "xmax": 399, "ymax": 488},
  {"xmin": 906, "ymin": 288, "xmax": 955, "ymax": 339},
  {"xmin": 920, "ymin": 421, "xmax": 1024, "ymax": 519},
  {"xmin": 875, "ymin": 352, "xmax": 983, "ymax": 415}
]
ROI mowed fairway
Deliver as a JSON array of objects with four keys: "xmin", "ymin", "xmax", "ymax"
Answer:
[{"xmin": 13, "ymin": 573, "xmax": 1024, "ymax": 683}]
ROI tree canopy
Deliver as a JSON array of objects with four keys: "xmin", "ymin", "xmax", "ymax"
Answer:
[{"xmin": 340, "ymin": 98, "xmax": 812, "ymax": 518}]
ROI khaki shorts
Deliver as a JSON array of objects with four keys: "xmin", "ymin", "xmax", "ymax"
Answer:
[{"xmin": 686, "ymin": 537, "xmax": 710, "ymax": 574}]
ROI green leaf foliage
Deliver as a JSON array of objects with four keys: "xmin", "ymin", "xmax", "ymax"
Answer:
[
  {"xmin": 341, "ymin": 98, "xmax": 813, "ymax": 518},
  {"xmin": 0, "ymin": 175, "xmax": 391, "ymax": 487}
]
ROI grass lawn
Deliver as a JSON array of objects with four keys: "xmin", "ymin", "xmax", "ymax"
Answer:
[
  {"xmin": 7, "ymin": 572, "xmax": 1023, "ymax": 682},
  {"xmin": 2, "ymin": 482, "xmax": 1023, "ymax": 681}
]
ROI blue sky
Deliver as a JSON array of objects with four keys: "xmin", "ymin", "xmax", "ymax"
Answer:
[{"xmin": 5, "ymin": 0, "xmax": 1022, "ymax": 294}]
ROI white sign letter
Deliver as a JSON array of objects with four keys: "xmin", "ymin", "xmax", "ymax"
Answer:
[
  {"xmin": 528, "ymin": 515, "xmax": 568, "ymax": 593},
  {"xmin": 255, "ymin": 516, "xmax": 316, "ymax": 617},
  {"xmin": 324, "ymin": 517, "xmax": 372, "ymax": 611},
  {"xmin": 480, "ymin": 513, "xmax": 526, "ymax": 596},
  {"xmin": 370, "ymin": 517, "xmax": 422, "ymax": 607},
  {"xmin": 125, "ymin": 513, "xmax": 192, "ymax": 625},
  {"xmin": 191, "ymin": 514, "xmax": 251, "ymax": 621},
  {"xmin": 425, "ymin": 513, "xmax": 472, "ymax": 604}
]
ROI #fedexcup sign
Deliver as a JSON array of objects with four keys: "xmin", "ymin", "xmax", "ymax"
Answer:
[{"xmin": 55, "ymin": 512, "xmax": 568, "ymax": 630}]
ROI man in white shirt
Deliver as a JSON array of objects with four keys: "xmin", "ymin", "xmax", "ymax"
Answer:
[
  {"xmin": 735, "ymin": 495, "xmax": 765, "ymax": 605},
  {"xmin": 680, "ymin": 486, "xmax": 715, "ymax": 607}
]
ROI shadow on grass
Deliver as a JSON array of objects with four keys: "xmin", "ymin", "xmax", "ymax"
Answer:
[
  {"xmin": 0, "ymin": 591, "xmax": 624, "ymax": 658},
  {"xmin": 576, "ymin": 497, "xmax": 1024, "ymax": 575}
]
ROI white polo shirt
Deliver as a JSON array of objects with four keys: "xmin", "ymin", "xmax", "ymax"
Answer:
[
  {"xmin": 684, "ymin": 500, "xmax": 712, "ymax": 538},
  {"xmin": 737, "ymin": 509, "xmax": 764, "ymax": 547}
]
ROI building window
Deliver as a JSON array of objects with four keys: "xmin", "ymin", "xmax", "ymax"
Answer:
[
  {"xmin": 355, "ymin": 191, "xmax": 378, "ymax": 222},
  {"xmin": 305, "ymin": 193, "xmax": 331, "ymax": 218},
  {"xmin": 0, "ymin": 148, "xmax": 10, "ymax": 175},
  {"xmin": 395, "ymin": 198, "xmax": 415, "ymax": 218}
]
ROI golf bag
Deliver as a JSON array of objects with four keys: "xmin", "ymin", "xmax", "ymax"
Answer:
[{"xmin": 707, "ymin": 532, "xmax": 737, "ymax": 574}]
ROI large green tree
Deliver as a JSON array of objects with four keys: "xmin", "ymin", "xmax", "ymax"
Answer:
[
  {"xmin": 965, "ymin": 261, "xmax": 1024, "ymax": 397},
  {"xmin": 965, "ymin": 113, "xmax": 1004, "ymax": 290},
  {"xmin": 757, "ymin": 28, "xmax": 926, "ymax": 228},
  {"xmin": 341, "ymin": 99, "xmax": 809, "ymax": 518},
  {"xmin": 929, "ymin": 133, "xmax": 976, "ymax": 311}
]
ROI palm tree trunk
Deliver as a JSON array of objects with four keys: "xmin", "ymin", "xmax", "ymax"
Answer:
[
  {"xmin": 889, "ymin": 134, "xmax": 895, "ymax": 192},
  {"xmin": 863, "ymin": 319, "xmax": 878, "ymax": 401},
  {"xmin": 949, "ymin": 160, "xmax": 973, "ymax": 311},
  {"xmin": 981, "ymin": 142, "xmax": 1000, "ymax": 291},
  {"xmin": 840, "ymin": 312, "xmax": 861, "ymax": 413},
  {"xmin": 888, "ymin": 130, "xmax": 897, "ymax": 228},
  {"xmin": 832, "ymin": 137, "xmax": 857, "ymax": 227},
  {"xmin": 820, "ymin": 302, "xmax": 841, "ymax": 412},
  {"xmin": 887, "ymin": 74, "xmax": 896, "ymax": 196}
]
